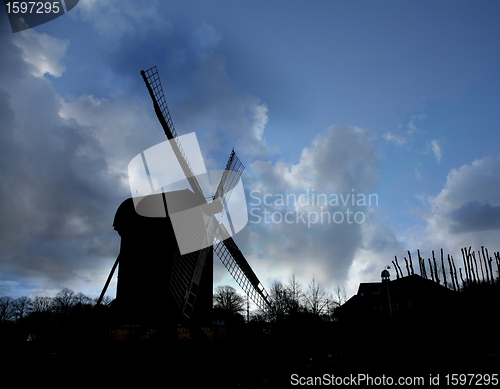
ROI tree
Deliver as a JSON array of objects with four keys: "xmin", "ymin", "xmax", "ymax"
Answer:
[
  {"xmin": 265, "ymin": 279, "xmax": 288, "ymax": 322},
  {"xmin": 12, "ymin": 296, "xmax": 32, "ymax": 322},
  {"xmin": 94, "ymin": 295, "xmax": 113, "ymax": 306},
  {"xmin": 31, "ymin": 296, "xmax": 53, "ymax": 313},
  {"xmin": 263, "ymin": 276, "xmax": 306, "ymax": 322},
  {"xmin": 327, "ymin": 284, "xmax": 348, "ymax": 318},
  {"xmin": 74, "ymin": 292, "xmax": 92, "ymax": 306},
  {"xmin": 213, "ymin": 285, "xmax": 245, "ymax": 315},
  {"xmin": 304, "ymin": 278, "xmax": 329, "ymax": 316},
  {"xmin": 51, "ymin": 288, "xmax": 77, "ymax": 315},
  {"xmin": 285, "ymin": 274, "xmax": 304, "ymax": 315},
  {"xmin": 0, "ymin": 296, "xmax": 14, "ymax": 323}
]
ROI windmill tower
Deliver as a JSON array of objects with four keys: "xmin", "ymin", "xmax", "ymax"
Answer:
[{"xmin": 98, "ymin": 66, "xmax": 270, "ymax": 332}]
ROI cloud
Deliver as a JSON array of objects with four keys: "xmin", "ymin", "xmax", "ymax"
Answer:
[
  {"xmin": 383, "ymin": 131, "xmax": 406, "ymax": 146},
  {"xmin": 192, "ymin": 21, "xmax": 222, "ymax": 56},
  {"xmin": 383, "ymin": 113, "xmax": 426, "ymax": 146},
  {"xmin": 171, "ymin": 30, "xmax": 270, "ymax": 163},
  {"xmin": 0, "ymin": 18, "xmax": 398, "ymax": 301},
  {"xmin": 0, "ymin": 18, "xmax": 274, "ymax": 299},
  {"xmin": 429, "ymin": 139, "xmax": 442, "ymax": 163},
  {"xmin": 448, "ymin": 200, "xmax": 500, "ymax": 233},
  {"xmin": 408, "ymin": 156, "xmax": 500, "ymax": 260},
  {"xmin": 414, "ymin": 165, "xmax": 422, "ymax": 180},
  {"xmin": 234, "ymin": 123, "xmax": 386, "ymax": 294},
  {"xmin": 0, "ymin": 30, "xmax": 131, "ymax": 297},
  {"xmin": 406, "ymin": 113, "xmax": 426, "ymax": 135},
  {"xmin": 12, "ymin": 29, "xmax": 69, "ymax": 78},
  {"xmin": 75, "ymin": 0, "xmax": 170, "ymax": 44},
  {"xmin": 296, "ymin": 123, "xmax": 379, "ymax": 192}
]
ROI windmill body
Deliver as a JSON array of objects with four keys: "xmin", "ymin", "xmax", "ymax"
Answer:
[
  {"xmin": 98, "ymin": 66, "xmax": 271, "ymax": 335},
  {"xmin": 112, "ymin": 191, "xmax": 213, "ymax": 326}
]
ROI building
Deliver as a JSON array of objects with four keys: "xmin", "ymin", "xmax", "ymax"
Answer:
[
  {"xmin": 337, "ymin": 270, "xmax": 459, "ymax": 326},
  {"xmin": 111, "ymin": 191, "xmax": 213, "ymax": 327}
]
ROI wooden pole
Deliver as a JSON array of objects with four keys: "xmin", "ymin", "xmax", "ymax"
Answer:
[
  {"xmin": 451, "ymin": 256, "xmax": 459, "ymax": 291},
  {"xmin": 472, "ymin": 251, "xmax": 480, "ymax": 282},
  {"xmin": 461, "ymin": 248, "xmax": 469, "ymax": 285},
  {"xmin": 467, "ymin": 246, "xmax": 476, "ymax": 282},
  {"xmin": 495, "ymin": 252, "xmax": 500, "ymax": 280},
  {"xmin": 447, "ymin": 254, "xmax": 456, "ymax": 291},
  {"xmin": 481, "ymin": 247, "xmax": 490, "ymax": 283},
  {"xmin": 461, "ymin": 248, "xmax": 466, "ymax": 280},
  {"xmin": 428, "ymin": 258, "xmax": 435, "ymax": 282},
  {"xmin": 477, "ymin": 250, "xmax": 485, "ymax": 282},
  {"xmin": 392, "ymin": 259, "xmax": 400, "ymax": 279},
  {"xmin": 441, "ymin": 249, "xmax": 448, "ymax": 289},
  {"xmin": 395, "ymin": 256, "xmax": 403, "ymax": 278},
  {"xmin": 404, "ymin": 257, "xmax": 410, "ymax": 277},
  {"xmin": 408, "ymin": 251, "xmax": 414, "ymax": 275},
  {"xmin": 418, "ymin": 249, "xmax": 426, "ymax": 279},
  {"xmin": 432, "ymin": 251, "xmax": 440, "ymax": 285}
]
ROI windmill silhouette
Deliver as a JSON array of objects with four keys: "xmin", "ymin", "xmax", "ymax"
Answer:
[{"xmin": 98, "ymin": 67, "xmax": 270, "ymax": 334}]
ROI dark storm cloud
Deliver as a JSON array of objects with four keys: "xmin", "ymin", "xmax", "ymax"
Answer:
[
  {"xmin": 0, "ymin": 32, "xmax": 127, "ymax": 297},
  {"xmin": 448, "ymin": 200, "xmax": 500, "ymax": 234}
]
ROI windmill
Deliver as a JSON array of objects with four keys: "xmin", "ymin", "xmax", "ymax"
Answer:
[{"xmin": 98, "ymin": 66, "xmax": 270, "ymax": 333}]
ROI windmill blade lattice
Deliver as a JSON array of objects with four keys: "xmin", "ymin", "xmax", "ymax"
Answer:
[
  {"xmin": 214, "ymin": 232, "xmax": 271, "ymax": 311},
  {"xmin": 141, "ymin": 66, "xmax": 204, "ymax": 198},
  {"xmin": 213, "ymin": 149, "xmax": 245, "ymax": 211},
  {"xmin": 140, "ymin": 65, "xmax": 271, "ymax": 319}
]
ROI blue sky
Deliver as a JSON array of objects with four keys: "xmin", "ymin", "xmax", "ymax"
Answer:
[{"xmin": 1, "ymin": 0, "xmax": 500, "ymax": 302}]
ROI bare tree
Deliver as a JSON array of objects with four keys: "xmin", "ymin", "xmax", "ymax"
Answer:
[
  {"xmin": 94, "ymin": 295, "xmax": 113, "ymax": 306},
  {"xmin": 12, "ymin": 296, "xmax": 32, "ymax": 322},
  {"xmin": 213, "ymin": 285, "xmax": 245, "ymax": 315},
  {"xmin": 285, "ymin": 274, "xmax": 304, "ymax": 315},
  {"xmin": 74, "ymin": 292, "xmax": 92, "ymax": 306},
  {"xmin": 265, "ymin": 279, "xmax": 288, "ymax": 321},
  {"xmin": 333, "ymin": 284, "xmax": 347, "ymax": 306},
  {"xmin": 31, "ymin": 296, "xmax": 53, "ymax": 313},
  {"xmin": 51, "ymin": 288, "xmax": 77, "ymax": 315},
  {"xmin": 0, "ymin": 296, "xmax": 14, "ymax": 323},
  {"xmin": 304, "ymin": 278, "xmax": 329, "ymax": 316}
]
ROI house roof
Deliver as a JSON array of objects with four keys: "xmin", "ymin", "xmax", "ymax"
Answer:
[{"xmin": 343, "ymin": 274, "xmax": 457, "ymax": 311}]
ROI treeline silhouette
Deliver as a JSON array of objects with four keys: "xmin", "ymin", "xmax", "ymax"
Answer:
[
  {"xmin": 0, "ymin": 288, "xmax": 112, "ymax": 324},
  {"xmin": 0, "ymin": 246, "xmax": 498, "ymax": 387}
]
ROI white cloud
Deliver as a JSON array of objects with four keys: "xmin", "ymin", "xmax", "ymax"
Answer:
[
  {"xmin": 298, "ymin": 123, "xmax": 379, "ymax": 192},
  {"xmin": 406, "ymin": 113, "xmax": 425, "ymax": 135},
  {"xmin": 59, "ymin": 92, "xmax": 161, "ymax": 181},
  {"xmin": 236, "ymin": 123, "xmax": 388, "ymax": 296},
  {"xmin": 430, "ymin": 139, "xmax": 442, "ymax": 163},
  {"xmin": 75, "ymin": 0, "xmax": 170, "ymax": 44},
  {"xmin": 383, "ymin": 131, "xmax": 406, "ymax": 146},
  {"xmin": 384, "ymin": 113, "xmax": 428, "ymax": 148},
  {"xmin": 414, "ymin": 165, "xmax": 422, "ymax": 180},
  {"xmin": 12, "ymin": 29, "xmax": 69, "ymax": 78}
]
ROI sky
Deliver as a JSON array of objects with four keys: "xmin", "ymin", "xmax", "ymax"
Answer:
[{"xmin": 1, "ymin": 0, "xmax": 500, "ymax": 303}]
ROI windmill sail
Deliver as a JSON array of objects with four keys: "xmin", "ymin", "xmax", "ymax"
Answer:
[
  {"xmin": 141, "ymin": 66, "xmax": 204, "ymax": 200},
  {"xmin": 213, "ymin": 149, "xmax": 245, "ymax": 204},
  {"xmin": 212, "ymin": 150, "xmax": 271, "ymax": 311},
  {"xmin": 214, "ymin": 233, "xmax": 271, "ymax": 311},
  {"xmin": 138, "ymin": 66, "xmax": 271, "ymax": 319}
]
